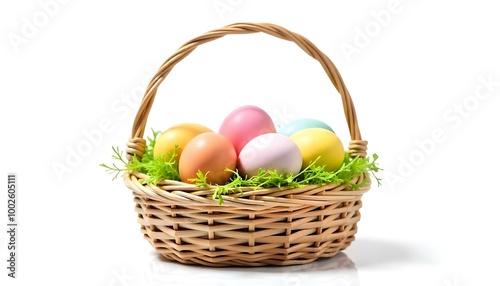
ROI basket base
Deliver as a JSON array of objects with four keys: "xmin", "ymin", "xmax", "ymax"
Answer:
[
  {"xmin": 155, "ymin": 240, "xmax": 355, "ymax": 267},
  {"xmin": 142, "ymin": 225, "xmax": 358, "ymax": 267}
]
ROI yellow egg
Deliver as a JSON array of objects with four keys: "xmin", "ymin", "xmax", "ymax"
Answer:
[
  {"xmin": 289, "ymin": 128, "xmax": 345, "ymax": 172},
  {"xmin": 153, "ymin": 123, "xmax": 213, "ymax": 162}
]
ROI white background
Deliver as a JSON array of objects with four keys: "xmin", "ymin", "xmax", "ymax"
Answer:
[{"xmin": 1, "ymin": 0, "xmax": 500, "ymax": 285}]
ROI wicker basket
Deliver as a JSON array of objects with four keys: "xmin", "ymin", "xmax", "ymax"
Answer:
[{"xmin": 123, "ymin": 22, "xmax": 370, "ymax": 267}]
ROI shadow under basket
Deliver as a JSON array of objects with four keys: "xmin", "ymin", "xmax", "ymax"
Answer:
[{"xmin": 123, "ymin": 22, "xmax": 371, "ymax": 267}]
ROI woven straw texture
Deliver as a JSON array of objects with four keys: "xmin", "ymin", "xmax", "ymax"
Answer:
[{"xmin": 124, "ymin": 22, "xmax": 370, "ymax": 267}]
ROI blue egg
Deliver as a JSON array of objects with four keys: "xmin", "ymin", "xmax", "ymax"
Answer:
[{"xmin": 278, "ymin": 118, "xmax": 334, "ymax": 136}]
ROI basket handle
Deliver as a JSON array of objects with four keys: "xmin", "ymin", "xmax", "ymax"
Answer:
[{"xmin": 126, "ymin": 22, "xmax": 368, "ymax": 161}]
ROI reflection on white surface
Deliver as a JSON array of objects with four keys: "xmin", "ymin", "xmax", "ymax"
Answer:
[
  {"xmin": 141, "ymin": 251, "xmax": 359, "ymax": 285},
  {"xmin": 345, "ymin": 238, "xmax": 438, "ymax": 268},
  {"xmin": 133, "ymin": 239, "xmax": 439, "ymax": 286}
]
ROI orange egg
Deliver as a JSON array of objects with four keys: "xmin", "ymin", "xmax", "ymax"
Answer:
[
  {"xmin": 179, "ymin": 133, "xmax": 237, "ymax": 184},
  {"xmin": 153, "ymin": 123, "xmax": 213, "ymax": 162}
]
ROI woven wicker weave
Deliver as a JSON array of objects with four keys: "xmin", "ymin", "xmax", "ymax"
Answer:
[{"xmin": 123, "ymin": 22, "xmax": 370, "ymax": 267}]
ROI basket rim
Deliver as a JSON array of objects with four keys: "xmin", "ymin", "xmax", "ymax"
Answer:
[{"xmin": 124, "ymin": 170, "xmax": 370, "ymax": 208}]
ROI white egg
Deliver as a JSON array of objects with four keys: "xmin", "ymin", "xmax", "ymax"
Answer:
[{"xmin": 237, "ymin": 133, "xmax": 302, "ymax": 177}]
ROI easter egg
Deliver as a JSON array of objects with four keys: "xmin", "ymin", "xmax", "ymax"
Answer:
[
  {"xmin": 237, "ymin": 133, "xmax": 302, "ymax": 177},
  {"xmin": 278, "ymin": 118, "xmax": 334, "ymax": 136},
  {"xmin": 153, "ymin": 123, "xmax": 213, "ymax": 162},
  {"xmin": 289, "ymin": 128, "xmax": 345, "ymax": 172},
  {"xmin": 179, "ymin": 133, "xmax": 237, "ymax": 184},
  {"xmin": 219, "ymin": 105, "xmax": 276, "ymax": 155}
]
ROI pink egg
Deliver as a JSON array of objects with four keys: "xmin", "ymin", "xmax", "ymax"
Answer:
[
  {"xmin": 237, "ymin": 133, "xmax": 302, "ymax": 177},
  {"xmin": 219, "ymin": 105, "xmax": 276, "ymax": 155}
]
